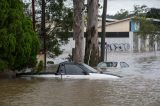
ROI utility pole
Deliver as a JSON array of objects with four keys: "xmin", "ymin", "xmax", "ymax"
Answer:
[
  {"xmin": 32, "ymin": 0, "xmax": 35, "ymax": 31},
  {"xmin": 101, "ymin": 0, "xmax": 107, "ymax": 62},
  {"xmin": 41, "ymin": 0, "xmax": 46, "ymax": 68}
]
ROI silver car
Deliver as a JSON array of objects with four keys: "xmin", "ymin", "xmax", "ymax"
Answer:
[
  {"xmin": 97, "ymin": 61, "xmax": 129, "ymax": 72},
  {"xmin": 18, "ymin": 62, "xmax": 120, "ymax": 79}
]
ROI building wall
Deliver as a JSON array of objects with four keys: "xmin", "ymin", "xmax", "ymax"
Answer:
[
  {"xmin": 59, "ymin": 37, "xmax": 131, "ymax": 59},
  {"xmin": 98, "ymin": 20, "xmax": 130, "ymax": 32},
  {"xmin": 133, "ymin": 33, "xmax": 139, "ymax": 51},
  {"xmin": 104, "ymin": 37, "xmax": 131, "ymax": 52},
  {"xmin": 37, "ymin": 53, "xmax": 44, "ymax": 64},
  {"xmin": 133, "ymin": 34, "xmax": 159, "ymax": 52},
  {"xmin": 98, "ymin": 19, "xmax": 132, "ymax": 52},
  {"xmin": 58, "ymin": 18, "xmax": 159, "ymax": 59}
]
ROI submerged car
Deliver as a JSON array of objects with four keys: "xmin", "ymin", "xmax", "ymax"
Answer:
[
  {"xmin": 18, "ymin": 62, "xmax": 119, "ymax": 79},
  {"xmin": 97, "ymin": 61, "xmax": 129, "ymax": 72}
]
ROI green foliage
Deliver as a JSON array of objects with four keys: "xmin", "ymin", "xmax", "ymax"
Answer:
[
  {"xmin": 23, "ymin": 0, "xmax": 73, "ymax": 56},
  {"xmin": 37, "ymin": 60, "xmax": 43, "ymax": 72},
  {"xmin": 46, "ymin": 0, "xmax": 73, "ymax": 55},
  {"xmin": 133, "ymin": 5, "xmax": 149, "ymax": 16},
  {"xmin": 111, "ymin": 5, "xmax": 149, "ymax": 19},
  {"xmin": 0, "ymin": 0, "xmax": 40, "ymax": 71},
  {"xmin": 134, "ymin": 17, "xmax": 157, "ymax": 37},
  {"xmin": 114, "ymin": 9, "xmax": 129, "ymax": 19},
  {"xmin": 133, "ymin": 6, "xmax": 160, "ymax": 42},
  {"xmin": 0, "ymin": 59, "xmax": 7, "ymax": 71},
  {"xmin": 146, "ymin": 8, "xmax": 160, "ymax": 19},
  {"xmin": 47, "ymin": 61, "xmax": 54, "ymax": 64}
]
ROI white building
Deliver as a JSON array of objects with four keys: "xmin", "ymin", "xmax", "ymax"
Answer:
[
  {"xmin": 60, "ymin": 17, "xmax": 160, "ymax": 59},
  {"xmin": 97, "ymin": 17, "xmax": 160, "ymax": 52}
]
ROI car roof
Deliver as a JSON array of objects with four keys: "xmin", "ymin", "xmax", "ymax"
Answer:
[
  {"xmin": 98, "ymin": 61, "xmax": 127, "ymax": 63},
  {"xmin": 99, "ymin": 61, "xmax": 118, "ymax": 63},
  {"xmin": 59, "ymin": 61, "xmax": 82, "ymax": 65},
  {"xmin": 58, "ymin": 62, "xmax": 98, "ymax": 73}
]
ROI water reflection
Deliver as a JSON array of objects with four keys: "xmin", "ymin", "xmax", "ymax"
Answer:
[{"xmin": 0, "ymin": 52, "xmax": 160, "ymax": 106}]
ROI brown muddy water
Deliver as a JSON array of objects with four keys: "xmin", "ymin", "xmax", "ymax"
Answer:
[{"xmin": 0, "ymin": 52, "xmax": 160, "ymax": 106}]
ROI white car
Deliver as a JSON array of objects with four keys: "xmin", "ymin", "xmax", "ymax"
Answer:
[
  {"xmin": 97, "ymin": 61, "xmax": 129, "ymax": 72},
  {"xmin": 18, "ymin": 62, "xmax": 120, "ymax": 80}
]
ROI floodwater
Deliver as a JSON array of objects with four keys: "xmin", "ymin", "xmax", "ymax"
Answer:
[{"xmin": 1, "ymin": 52, "xmax": 160, "ymax": 106}]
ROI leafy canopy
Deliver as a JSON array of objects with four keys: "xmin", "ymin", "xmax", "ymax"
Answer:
[
  {"xmin": 23, "ymin": 0, "xmax": 73, "ymax": 56},
  {"xmin": 133, "ymin": 5, "xmax": 160, "ymax": 41},
  {"xmin": 0, "ymin": 0, "xmax": 40, "ymax": 71}
]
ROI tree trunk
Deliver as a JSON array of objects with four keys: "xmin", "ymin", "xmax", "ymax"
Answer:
[
  {"xmin": 41, "ymin": 0, "xmax": 46, "ymax": 68},
  {"xmin": 73, "ymin": 0, "xmax": 85, "ymax": 63},
  {"xmin": 84, "ymin": 0, "xmax": 99, "ymax": 66},
  {"xmin": 32, "ymin": 0, "xmax": 35, "ymax": 31}
]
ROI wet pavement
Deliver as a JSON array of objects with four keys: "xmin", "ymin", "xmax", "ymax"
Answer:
[{"xmin": 0, "ymin": 51, "xmax": 160, "ymax": 106}]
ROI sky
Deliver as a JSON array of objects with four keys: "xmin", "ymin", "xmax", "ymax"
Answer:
[
  {"xmin": 99, "ymin": 0, "xmax": 160, "ymax": 15},
  {"xmin": 23, "ymin": 0, "xmax": 160, "ymax": 15}
]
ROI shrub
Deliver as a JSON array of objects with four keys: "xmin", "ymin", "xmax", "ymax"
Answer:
[
  {"xmin": 37, "ymin": 60, "xmax": 43, "ymax": 72},
  {"xmin": 47, "ymin": 61, "xmax": 54, "ymax": 64}
]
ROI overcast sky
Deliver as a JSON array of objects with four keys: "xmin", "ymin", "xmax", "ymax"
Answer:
[
  {"xmin": 99, "ymin": 0, "xmax": 160, "ymax": 15},
  {"xmin": 24, "ymin": 0, "xmax": 160, "ymax": 15}
]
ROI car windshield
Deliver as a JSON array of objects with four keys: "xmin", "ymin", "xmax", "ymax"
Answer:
[
  {"xmin": 82, "ymin": 64, "xmax": 98, "ymax": 73},
  {"xmin": 105, "ymin": 62, "xmax": 118, "ymax": 67},
  {"xmin": 97, "ymin": 62, "xmax": 118, "ymax": 67}
]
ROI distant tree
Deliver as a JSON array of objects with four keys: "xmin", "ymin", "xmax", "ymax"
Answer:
[
  {"xmin": 134, "ymin": 17, "xmax": 158, "ymax": 38},
  {"xmin": 23, "ymin": 0, "xmax": 73, "ymax": 56},
  {"xmin": 0, "ymin": 0, "xmax": 39, "ymax": 71},
  {"xmin": 133, "ymin": 5, "xmax": 149, "ymax": 16},
  {"xmin": 84, "ymin": 0, "xmax": 100, "ymax": 66},
  {"xmin": 133, "ymin": 6, "xmax": 160, "ymax": 42},
  {"xmin": 146, "ymin": 8, "xmax": 160, "ymax": 19},
  {"xmin": 46, "ymin": 0, "xmax": 73, "ymax": 56},
  {"xmin": 114, "ymin": 9, "xmax": 129, "ymax": 19},
  {"xmin": 112, "ymin": 5, "xmax": 149, "ymax": 19}
]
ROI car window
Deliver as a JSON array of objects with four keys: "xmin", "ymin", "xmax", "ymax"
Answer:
[
  {"xmin": 106, "ymin": 62, "xmax": 113, "ymax": 67},
  {"xmin": 98, "ymin": 62, "xmax": 117, "ymax": 67},
  {"xmin": 82, "ymin": 64, "xmax": 97, "ymax": 73},
  {"xmin": 65, "ymin": 64, "xmax": 85, "ymax": 75},
  {"xmin": 98, "ymin": 62, "xmax": 107, "ymax": 67},
  {"xmin": 120, "ymin": 62, "xmax": 129, "ymax": 68}
]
